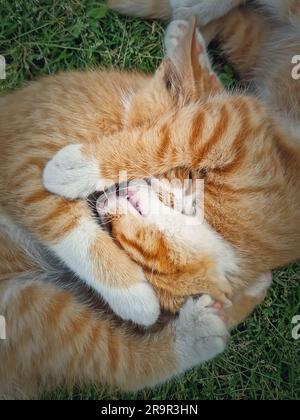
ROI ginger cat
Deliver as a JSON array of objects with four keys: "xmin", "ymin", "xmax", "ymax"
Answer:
[
  {"xmin": 44, "ymin": 5, "xmax": 300, "ymax": 308},
  {"xmin": 0, "ymin": 3, "xmax": 283, "ymax": 398},
  {"xmin": 0, "ymin": 15, "xmax": 242, "ymax": 327}
]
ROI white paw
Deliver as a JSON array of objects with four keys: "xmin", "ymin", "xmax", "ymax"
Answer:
[
  {"xmin": 104, "ymin": 282, "xmax": 160, "ymax": 327},
  {"xmin": 165, "ymin": 19, "xmax": 189, "ymax": 56},
  {"xmin": 245, "ymin": 272, "xmax": 272, "ymax": 298},
  {"xmin": 170, "ymin": 0, "xmax": 233, "ymax": 25},
  {"xmin": 43, "ymin": 144, "xmax": 104, "ymax": 199},
  {"xmin": 175, "ymin": 295, "xmax": 228, "ymax": 371}
]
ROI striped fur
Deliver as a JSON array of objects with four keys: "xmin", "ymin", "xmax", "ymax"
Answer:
[{"xmin": 43, "ymin": 7, "xmax": 300, "ymax": 312}]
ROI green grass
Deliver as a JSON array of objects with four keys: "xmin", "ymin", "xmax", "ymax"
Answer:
[{"xmin": 1, "ymin": 0, "xmax": 299, "ymax": 401}]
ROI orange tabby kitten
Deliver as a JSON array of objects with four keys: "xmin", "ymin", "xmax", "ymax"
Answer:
[
  {"xmin": 0, "ymin": 11, "xmax": 237, "ymax": 400},
  {"xmin": 0, "ymin": 17, "xmax": 240, "ymax": 327},
  {"xmin": 45, "ymin": 8, "xmax": 300, "ymax": 300}
]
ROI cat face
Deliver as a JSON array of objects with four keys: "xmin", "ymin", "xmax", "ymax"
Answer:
[
  {"xmin": 97, "ymin": 179, "xmax": 201, "ymax": 269},
  {"xmin": 94, "ymin": 21, "xmax": 234, "ymax": 313},
  {"xmin": 96, "ymin": 179, "xmax": 233, "ymax": 313}
]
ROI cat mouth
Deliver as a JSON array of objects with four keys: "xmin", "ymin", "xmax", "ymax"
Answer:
[
  {"xmin": 126, "ymin": 188, "xmax": 145, "ymax": 216},
  {"xmin": 95, "ymin": 186, "xmax": 146, "ymax": 220}
]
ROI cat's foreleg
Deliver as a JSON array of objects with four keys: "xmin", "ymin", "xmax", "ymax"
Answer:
[{"xmin": 49, "ymin": 211, "xmax": 160, "ymax": 326}]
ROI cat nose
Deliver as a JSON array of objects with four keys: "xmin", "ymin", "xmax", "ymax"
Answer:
[
  {"xmin": 126, "ymin": 189, "xmax": 134, "ymax": 199},
  {"xmin": 97, "ymin": 197, "xmax": 108, "ymax": 210}
]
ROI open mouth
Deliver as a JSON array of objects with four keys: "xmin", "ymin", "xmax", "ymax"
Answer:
[
  {"xmin": 88, "ymin": 182, "xmax": 197, "ymax": 229},
  {"xmin": 88, "ymin": 185, "xmax": 146, "ymax": 227},
  {"xmin": 126, "ymin": 188, "xmax": 144, "ymax": 216}
]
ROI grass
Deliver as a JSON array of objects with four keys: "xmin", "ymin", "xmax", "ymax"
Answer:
[{"xmin": 1, "ymin": 0, "xmax": 299, "ymax": 400}]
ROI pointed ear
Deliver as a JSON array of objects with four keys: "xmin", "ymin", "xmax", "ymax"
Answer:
[{"xmin": 159, "ymin": 17, "xmax": 211, "ymax": 104}]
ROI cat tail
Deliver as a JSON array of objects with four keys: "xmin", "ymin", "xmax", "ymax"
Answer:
[{"xmin": 107, "ymin": 0, "xmax": 172, "ymax": 20}]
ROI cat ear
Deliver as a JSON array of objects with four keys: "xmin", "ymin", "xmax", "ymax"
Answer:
[{"xmin": 161, "ymin": 17, "xmax": 208, "ymax": 104}]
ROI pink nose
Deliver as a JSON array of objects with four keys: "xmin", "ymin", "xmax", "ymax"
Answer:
[
  {"xmin": 212, "ymin": 301, "xmax": 223, "ymax": 310},
  {"xmin": 97, "ymin": 197, "xmax": 108, "ymax": 210},
  {"xmin": 126, "ymin": 189, "xmax": 134, "ymax": 198}
]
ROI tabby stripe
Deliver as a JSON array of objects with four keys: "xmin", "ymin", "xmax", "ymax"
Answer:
[
  {"xmin": 35, "ymin": 200, "xmax": 75, "ymax": 227},
  {"xmin": 34, "ymin": 202, "xmax": 79, "ymax": 242},
  {"xmin": 107, "ymin": 325, "xmax": 119, "ymax": 377},
  {"xmin": 192, "ymin": 104, "xmax": 229, "ymax": 168},
  {"xmin": 189, "ymin": 110, "xmax": 205, "ymax": 149},
  {"xmin": 222, "ymin": 13, "xmax": 241, "ymax": 42},
  {"xmin": 157, "ymin": 123, "xmax": 171, "ymax": 164},
  {"xmin": 290, "ymin": 0, "xmax": 299, "ymax": 15},
  {"xmin": 84, "ymin": 322, "xmax": 102, "ymax": 367},
  {"xmin": 17, "ymin": 284, "xmax": 42, "ymax": 315},
  {"xmin": 60, "ymin": 309, "xmax": 92, "ymax": 346},
  {"xmin": 42, "ymin": 292, "xmax": 73, "ymax": 328},
  {"xmin": 15, "ymin": 157, "xmax": 45, "ymax": 173},
  {"xmin": 22, "ymin": 189, "xmax": 50, "ymax": 206},
  {"xmin": 237, "ymin": 21, "xmax": 255, "ymax": 63},
  {"xmin": 10, "ymin": 172, "xmax": 38, "ymax": 190},
  {"xmin": 118, "ymin": 233, "xmax": 159, "ymax": 262}
]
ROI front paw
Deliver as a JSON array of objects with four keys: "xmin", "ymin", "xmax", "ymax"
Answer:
[
  {"xmin": 43, "ymin": 144, "xmax": 105, "ymax": 199},
  {"xmin": 245, "ymin": 272, "xmax": 272, "ymax": 301},
  {"xmin": 103, "ymin": 281, "xmax": 160, "ymax": 327},
  {"xmin": 175, "ymin": 295, "xmax": 228, "ymax": 370},
  {"xmin": 165, "ymin": 19, "xmax": 190, "ymax": 56}
]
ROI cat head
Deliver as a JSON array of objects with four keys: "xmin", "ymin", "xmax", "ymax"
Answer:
[
  {"xmin": 96, "ymin": 179, "xmax": 234, "ymax": 313},
  {"xmin": 95, "ymin": 19, "xmax": 233, "ymax": 313}
]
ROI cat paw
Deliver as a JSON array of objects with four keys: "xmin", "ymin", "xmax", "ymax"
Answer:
[
  {"xmin": 103, "ymin": 282, "xmax": 160, "ymax": 327},
  {"xmin": 165, "ymin": 19, "xmax": 189, "ymax": 56},
  {"xmin": 170, "ymin": 0, "xmax": 233, "ymax": 25},
  {"xmin": 245, "ymin": 272, "xmax": 272, "ymax": 301},
  {"xmin": 175, "ymin": 295, "xmax": 228, "ymax": 371},
  {"xmin": 43, "ymin": 144, "xmax": 105, "ymax": 199}
]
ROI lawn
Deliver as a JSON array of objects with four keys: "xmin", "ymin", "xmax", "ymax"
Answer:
[{"xmin": 1, "ymin": 0, "xmax": 299, "ymax": 400}]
